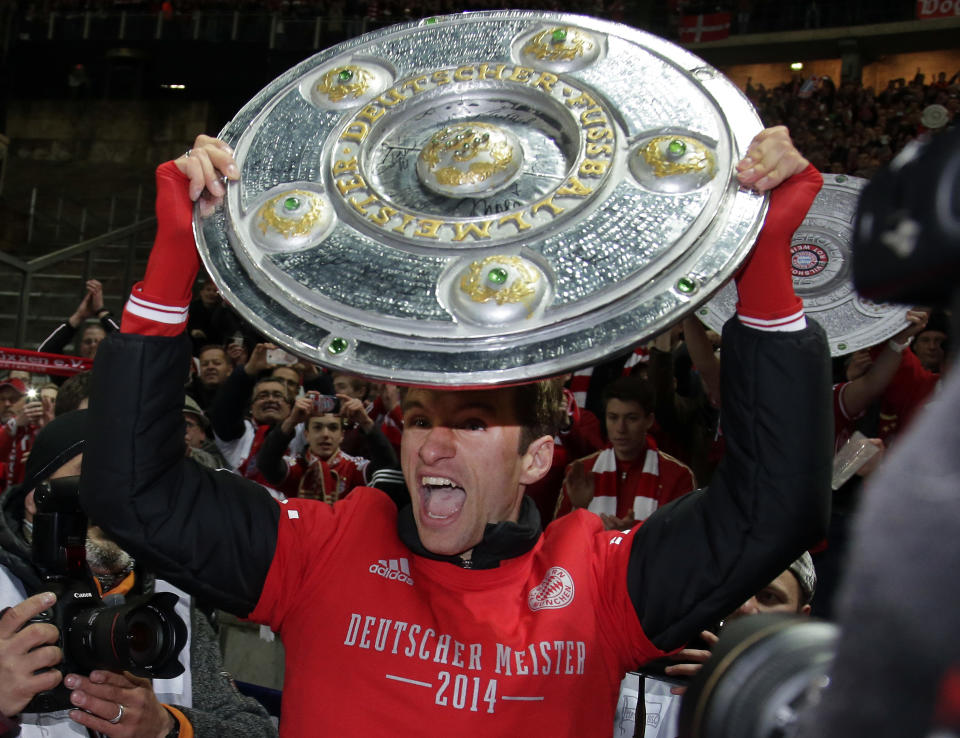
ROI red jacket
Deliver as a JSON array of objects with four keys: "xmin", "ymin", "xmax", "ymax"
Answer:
[
  {"xmin": 0, "ymin": 420, "xmax": 37, "ymax": 494},
  {"xmin": 556, "ymin": 437, "xmax": 696, "ymax": 521}
]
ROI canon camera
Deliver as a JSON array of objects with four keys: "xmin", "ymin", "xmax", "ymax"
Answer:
[{"xmin": 21, "ymin": 476, "xmax": 187, "ymax": 713}]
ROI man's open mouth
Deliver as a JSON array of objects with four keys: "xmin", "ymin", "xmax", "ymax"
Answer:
[{"xmin": 420, "ymin": 476, "xmax": 466, "ymax": 521}]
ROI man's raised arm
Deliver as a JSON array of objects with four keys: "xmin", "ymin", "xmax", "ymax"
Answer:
[
  {"xmin": 626, "ymin": 127, "xmax": 832, "ymax": 652},
  {"xmin": 80, "ymin": 137, "xmax": 280, "ymax": 616}
]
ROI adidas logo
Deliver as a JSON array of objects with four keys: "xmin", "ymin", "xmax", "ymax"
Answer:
[{"xmin": 369, "ymin": 558, "xmax": 415, "ymax": 586}]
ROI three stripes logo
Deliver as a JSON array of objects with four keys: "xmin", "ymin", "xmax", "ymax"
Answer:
[{"xmin": 369, "ymin": 557, "xmax": 415, "ymax": 586}]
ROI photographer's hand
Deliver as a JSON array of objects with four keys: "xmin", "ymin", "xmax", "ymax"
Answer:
[
  {"xmin": 0, "ymin": 592, "xmax": 62, "ymax": 717},
  {"xmin": 281, "ymin": 394, "xmax": 314, "ymax": 434},
  {"xmin": 340, "ymin": 394, "xmax": 373, "ymax": 432},
  {"xmin": 66, "ymin": 670, "xmax": 176, "ymax": 738},
  {"xmin": 243, "ymin": 343, "xmax": 274, "ymax": 377},
  {"xmin": 225, "ymin": 341, "xmax": 249, "ymax": 368},
  {"xmin": 22, "ymin": 400, "xmax": 45, "ymax": 429},
  {"xmin": 663, "ymin": 629, "xmax": 719, "ymax": 695}
]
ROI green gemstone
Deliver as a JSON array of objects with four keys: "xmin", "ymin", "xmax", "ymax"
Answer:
[
  {"xmin": 426, "ymin": 17, "xmax": 437, "ymax": 23},
  {"xmin": 327, "ymin": 337, "xmax": 349, "ymax": 355},
  {"xmin": 551, "ymin": 28, "xmax": 567, "ymax": 43},
  {"xmin": 487, "ymin": 267, "xmax": 509, "ymax": 285},
  {"xmin": 838, "ymin": 342, "xmax": 847, "ymax": 351},
  {"xmin": 667, "ymin": 139, "xmax": 687, "ymax": 157},
  {"xmin": 675, "ymin": 276, "xmax": 697, "ymax": 294},
  {"xmin": 699, "ymin": 308, "xmax": 708, "ymax": 315},
  {"xmin": 337, "ymin": 69, "xmax": 353, "ymax": 83},
  {"xmin": 283, "ymin": 197, "xmax": 300, "ymax": 211},
  {"xmin": 835, "ymin": 174, "xmax": 847, "ymax": 182}
]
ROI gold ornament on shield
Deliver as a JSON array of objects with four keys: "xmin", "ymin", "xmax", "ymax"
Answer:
[
  {"xmin": 315, "ymin": 66, "xmax": 372, "ymax": 103},
  {"xmin": 257, "ymin": 191, "xmax": 326, "ymax": 239},
  {"xmin": 459, "ymin": 256, "xmax": 540, "ymax": 313},
  {"xmin": 640, "ymin": 136, "xmax": 716, "ymax": 179},
  {"xmin": 522, "ymin": 28, "xmax": 591, "ymax": 62}
]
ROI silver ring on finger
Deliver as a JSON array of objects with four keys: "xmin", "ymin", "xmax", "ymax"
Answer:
[
  {"xmin": 183, "ymin": 148, "xmax": 192, "ymax": 159},
  {"xmin": 108, "ymin": 703, "xmax": 125, "ymax": 724}
]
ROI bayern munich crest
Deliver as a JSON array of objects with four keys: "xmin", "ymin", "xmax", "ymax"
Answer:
[
  {"xmin": 195, "ymin": 10, "xmax": 768, "ymax": 386},
  {"xmin": 791, "ymin": 243, "xmax": 829, "ymax": 278},
  {"xmin": 528, "ymin": 566, "xmax": 575, "ymax": 611},
  {"xmin": 699, "ymin": 174, "xmax": 910, "ymax": 357}
]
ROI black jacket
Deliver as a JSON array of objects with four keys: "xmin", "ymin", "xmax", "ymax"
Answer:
[
  {"xmin": 36, "ymin": 312, "xmax": 120, "ymax": 357},
  {"xmin": 81, "ymin": 317, "xmax": 831, "ymax": 652}
]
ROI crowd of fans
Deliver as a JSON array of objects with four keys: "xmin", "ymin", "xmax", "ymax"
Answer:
[{"xmin": 748, "ymin": 69, "xmax": 959, "ymax": 178}]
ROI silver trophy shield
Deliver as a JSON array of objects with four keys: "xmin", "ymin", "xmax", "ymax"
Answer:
[
  {"xmin": 196, "ymin": 10, "xmax": 767, "ymax": 386},
  {"xmin": 697, "ymin": 173, "xmax": 910, "ymax": 357}
]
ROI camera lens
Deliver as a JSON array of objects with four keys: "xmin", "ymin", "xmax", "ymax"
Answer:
[
  {"xmin": 678, "ymin": 614, "xmax": 837, "ymax": 738},
  {"xmin": 65, "ymin": 592, "xmax": 187, "ymax": 678},
  {"xmin": 126, "ymin": 612, "xmax": 163, "ymax": 665}
]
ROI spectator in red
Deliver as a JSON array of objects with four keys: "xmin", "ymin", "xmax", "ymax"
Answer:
[
  {"xmin": 0, "ymin": 379, "xmax": 44, "ymax": 493},
  {"xmin": 0, "ymin": 379, "xmax": 26, "ymax": 428},
  {"xmin": 878, "ymin": 335, "xmax": 946, "ymax": 444},
  {"xmin": 832, "ymin": 308, "xmax": 932, "ymax": 452},
  {"xmin": 556, "ymin": 376, "xmax": 696, "ymax": 529},
  {"xmin": 256, "ymin": 391, "xmax": 397, "ymax": 503}
]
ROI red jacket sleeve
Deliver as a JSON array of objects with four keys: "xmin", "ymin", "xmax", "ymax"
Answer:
[{"xmin": 121, "ymin": 161, "xmax": 199, "ymax": 336}]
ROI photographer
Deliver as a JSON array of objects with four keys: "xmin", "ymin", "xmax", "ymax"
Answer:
[{"xmin": 0, "ymin": 411, "xmax": 277, "ymax": 738}]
